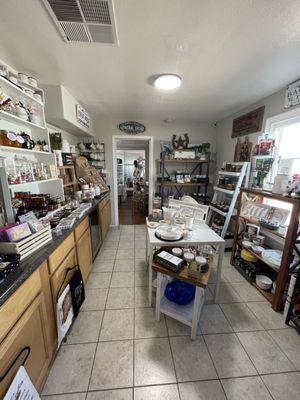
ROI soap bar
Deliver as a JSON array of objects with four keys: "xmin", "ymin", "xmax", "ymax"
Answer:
[{"xmin": 5, "ymin": 222, "xmax": 32, "ymax": 242}]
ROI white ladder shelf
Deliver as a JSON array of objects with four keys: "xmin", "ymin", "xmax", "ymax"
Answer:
[{"xmin": 208, "ymin": 162, "xmax": 250, "ymax": 246}]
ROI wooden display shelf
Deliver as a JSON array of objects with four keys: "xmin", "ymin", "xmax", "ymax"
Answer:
[
  {"xmin": 152, "ymin": 260, "xmax": 211, "ymax": 289},
  {"xmin": 252, "ymin": 282, "xmax": 274, "ymax": 302},
  {"xmin": 231, "ymin": 188, "xmax": 300, "ymax": 311},
  {"xmin": 155, "ymin": 181, "xmax": 208, "ymax": 187},
  {"xmin": 237, "ymin": 240, "xmax": 279, "ymax": 273},
  {"xmin": 156, "ymin": 159, "xmax": 209, "ymax": 164},
  {"xmin": 63, "ymin": 182, "xmax": 76, "ymax": 188},
  {"xmin": 242, "ymin": 188, "xmax": 300, "ymax": 205},
  {"xmin": 239, "ymin": 215, "xmax": 286, "ymax": 240}
]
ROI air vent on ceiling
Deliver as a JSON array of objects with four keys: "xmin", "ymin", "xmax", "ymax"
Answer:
[{"xmin": 43, "ymin": 0, "xmax": 118, "ymax": 44}]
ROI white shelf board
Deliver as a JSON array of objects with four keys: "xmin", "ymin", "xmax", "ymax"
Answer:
[
  {"xmin": 0, "ymin": 75, "xmax": 44, "ymax": 106},
  {"xmin": 213, "ymin": 186, "xmax": 234, "ymax": 195},
  {"xmin": 209, "ymin": 205, "xmax": 228, "ymax": 217},
  {"xmin": 218, "ymin": 171, "xmax": 241, "ymax": 176},
  {"xmin": 0, "ymin": 145, "xmax": 53, "ymax": 156},
  {"xmin": 9, "ymin": 177, "xmax": 60, "ymax": 188},
  {"xmin": 160, "ymin": 296, "xmax": 194, "ymax": 326},
  {"xmin": 0, "ymin": 110, "xmax": 46, "ymax": 131}
]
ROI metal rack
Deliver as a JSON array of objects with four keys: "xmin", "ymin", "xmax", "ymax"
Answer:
[{"xmin": 156, "ymin": 152, "xmax": 210, "ymax": 205}]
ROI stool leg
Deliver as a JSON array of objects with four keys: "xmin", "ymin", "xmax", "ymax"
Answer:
[
  {"xmin": 155, "ymin": 272, "xmax": 163, "ymax": 321},
  {"xmin": 191, "ymin": 287, "xmax": 205, "ymax": 339}
]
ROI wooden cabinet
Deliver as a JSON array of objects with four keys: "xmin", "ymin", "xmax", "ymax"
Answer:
[
  {"xmin": 48, "ymin": 232, "xmax": 75, "ymax": 275},
  {"xmin": 76, "ymin": 227, "xmax": 92, "ymax": 283},
  {"xmin": 99, "ymin": 196, "xmax": 111, "ymax": 240},
  {"xmin": 75, "ymin": 216, "xmax": 89, "ymax": 241},
  {"xmin": 0, "ymin": 293, "xmax": 51, "ymax": 397}
]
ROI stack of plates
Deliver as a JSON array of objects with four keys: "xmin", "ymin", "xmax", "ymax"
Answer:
[
  {"xmin": 155, "ymin": 226, "xmax": 183, "ymax": 241},
  {"xmin": 261, "ymin": 249, "xmax": 282, "ymax": 270}
]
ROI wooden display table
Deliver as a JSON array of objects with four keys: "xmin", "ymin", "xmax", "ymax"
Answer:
[{"xmin": 153, "ymin": 260, "xmax": 211, "ymax": 339}]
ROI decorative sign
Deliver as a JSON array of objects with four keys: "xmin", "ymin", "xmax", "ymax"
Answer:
[
  {"xmin": 232, "ymin": 106, "xmax": 265, "ymax": 138},
  {"xmin": 284, "ymin": 79, "xmax": 300, "ymax": 108},
  {"xmin": 76, "ymin": 104, "xmax": 90, "ymax": 129},
  {"xmin": 118, "ymin": 121, "xmax": 146, "ymax": 135}
]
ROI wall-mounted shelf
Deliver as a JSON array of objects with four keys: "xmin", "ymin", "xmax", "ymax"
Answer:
[
  {"xmin": 0, "ymin": 75, "xmax": 44, "ymax": 106},
  {"xmin": 8, "ymin": 178, "xmax": 60, "ymax": 188},
  {"xmin": 0, "ymin": 145, "xmax": 52, "ymax": 156},
  {"xmin": 0, "ymin": 110, "xmax": 46, "ymax": 130}
]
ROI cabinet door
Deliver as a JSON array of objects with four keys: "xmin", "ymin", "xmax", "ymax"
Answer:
[
  {"xmin": 100, "ymin": 200, "xmax": 111, "ymax": 240},
  {"xmin": 0, "ymin": 293, "xmax": 50, "ymax": 397},
  {"xmin": 76, "ymin": 228, "xmax": 92, "ymax": 284},
  {"xmin": 50, "ymin": 248, "xmax": 77, "ymax": 307}
]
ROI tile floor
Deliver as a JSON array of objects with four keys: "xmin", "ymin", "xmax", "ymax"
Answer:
[{"xmin": 42, "ymin": 225, "xmax": 300, "ymax": 400}]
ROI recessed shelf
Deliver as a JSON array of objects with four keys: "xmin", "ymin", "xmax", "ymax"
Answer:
[{"xmin": 156, "ymin": 182, "xmax": 208, "ymax": 187}]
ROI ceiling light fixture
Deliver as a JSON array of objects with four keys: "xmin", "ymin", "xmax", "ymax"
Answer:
[{"xmin": 154, "ymin": 74, "xmax": 182, "ymax": 90}]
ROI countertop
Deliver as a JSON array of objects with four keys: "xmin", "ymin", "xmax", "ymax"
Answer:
[{"xmin": 0, "ymin": 192, "xmax": 110, "ymax": 307}]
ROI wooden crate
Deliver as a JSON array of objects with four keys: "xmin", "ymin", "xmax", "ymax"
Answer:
[{"xmin": 0, "ymin": 225, "xmax": 52, "ymax": 260}]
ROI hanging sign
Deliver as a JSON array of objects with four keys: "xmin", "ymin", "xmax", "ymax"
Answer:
[
  {"xmin": 284, "ymin": 79, "xmax": 300, "ymax": 108},
  {"xmin": 76, "ymin": 104, "xmax": 90, "ymax": 128},
  {"xmin": 232, "ymin": 106, "xmax": 265, "ymax": 138},
  {"xmin": 118, "ymin": 121, "xmax": 146, "ymax": 135}
]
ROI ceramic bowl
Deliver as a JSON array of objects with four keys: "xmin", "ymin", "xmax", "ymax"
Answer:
[{"xmin": 242, "ymin": 240, "xmax": 252, "ymax": 249}]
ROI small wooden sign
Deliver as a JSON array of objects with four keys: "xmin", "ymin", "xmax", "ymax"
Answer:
[
  {"xmin": 232, "ymin": 106, "xmax": 265, "ymax": 138},
  {"xmin": 284, "ymin": 79, "xmax": 300, "ymax": 108},
  {"xmin": 118, "ymin": 121, "xmax": 145, "ymax": 135}
]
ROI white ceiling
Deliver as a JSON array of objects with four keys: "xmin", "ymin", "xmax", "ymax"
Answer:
[{"xmin": 1, "ymin": 0, "xmax": 300, "ymax": 123}]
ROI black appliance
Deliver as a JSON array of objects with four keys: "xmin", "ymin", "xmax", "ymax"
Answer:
[{"xmin": 89, "ymin": 207, "xmax": 102, "ymax": 260}]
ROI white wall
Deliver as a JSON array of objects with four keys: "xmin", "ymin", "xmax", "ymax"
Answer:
[
  {"xmin": 216, "ymin": 87, "xmax": 300, "ymax": 168},
  {"xmin": 94, "ymin": 117, "xmax": 217, "ymax": 225}
]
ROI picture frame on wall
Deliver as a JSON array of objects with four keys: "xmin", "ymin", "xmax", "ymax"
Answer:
[{"xmin": 232, "ymin": 106, "xmax": 265, "ymax": 138}]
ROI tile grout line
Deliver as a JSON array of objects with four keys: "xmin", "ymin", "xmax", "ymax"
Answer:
[
  {"xmin": 84, "ymin": 233, "xmax": 119, "ymax": 398},
  {"xmin": 133, "ymin": 225, "xmax": 136, "ymax": 399}
]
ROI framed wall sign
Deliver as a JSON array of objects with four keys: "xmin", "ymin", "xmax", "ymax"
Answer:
[
  {"xmin": 232, "ymin": 106, "xmax": 265, "ymax": 138},
  {"xmin": 118, "ymin": 121, "xmax": 146, "ymax": 135},
  {"xmin": 76, "ymin": 104, "xmax": 90, "ymax": 129},
  {"xmin": 284, "ymin": 79, "xmax": 300, "ymax": 108}
]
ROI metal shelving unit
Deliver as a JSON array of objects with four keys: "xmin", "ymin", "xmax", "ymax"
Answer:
[{"xmin": 156, "ymin": 153, "xmax": 210, "ymax": 204}]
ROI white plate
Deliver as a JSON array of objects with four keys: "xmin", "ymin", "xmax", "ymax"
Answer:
[
  {"xmin": 147, "ymin": 221, "xmax": 159, "ymax": 229},
  {"xmin": 261, "ymin": 249, "xmax": 282, "ymax": 269},
  {"xmin": 155, "ymin": 225, "xmax": 183, "ymax": 240}
]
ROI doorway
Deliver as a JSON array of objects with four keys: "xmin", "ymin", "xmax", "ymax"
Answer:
[{"xmin": 112, "ymin": 136, "xmax": 154, "ymax": 226}]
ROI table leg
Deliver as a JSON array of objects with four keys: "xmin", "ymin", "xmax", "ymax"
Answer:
[
  {"xmin": 146, "ymin": 231, "xmax": 149, "ymax": 266},
  {"xmin": 191, "ymin": 287, "xmax": 205, "ymax": 340},
  {"xmin": 215, "ymin": 242, "xmax": 225, "ymax": 303},
  {"xmin": 148, "ymin": 244, "xmax": 154, "ymax": 307},
  {"xmin": 155, "ymin": 272, "xmax": 163, "ymax": 321}
]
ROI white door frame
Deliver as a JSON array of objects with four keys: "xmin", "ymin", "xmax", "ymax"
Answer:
[{"xmin": 112, "ymin": 135, "xmax": 154, "ymax": 226}]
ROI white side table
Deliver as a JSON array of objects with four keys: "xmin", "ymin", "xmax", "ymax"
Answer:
[
  {"xmin": 153, "ymin": 260, "xmax": 211, "ymax": 339},
  {"xmin": 146, "ymin": 224, "xmax": 225, "ymax": 307}
]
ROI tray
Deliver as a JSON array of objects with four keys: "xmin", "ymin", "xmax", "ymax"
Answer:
[{"xmin": 155, "ymin": 232, "xmax": 183, "ymax": 242}]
